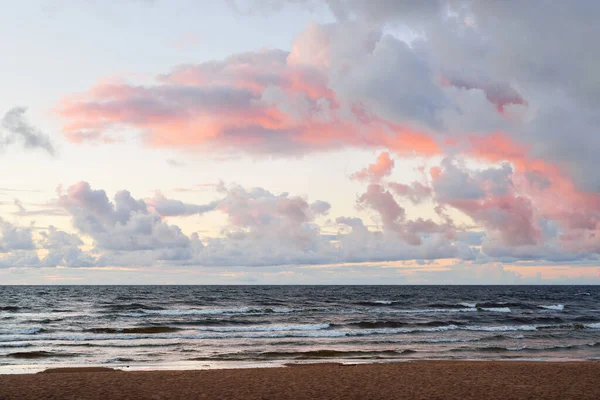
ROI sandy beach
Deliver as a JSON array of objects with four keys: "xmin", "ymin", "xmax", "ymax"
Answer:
[{"xmin": 0, "ymin": 361, "xmax": 598, "ymax": 400}]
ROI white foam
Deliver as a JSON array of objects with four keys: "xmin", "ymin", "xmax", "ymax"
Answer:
[
  {"xmin": 135, "ymin": 307, "xmax": 295, "ymax": 316},
  {"xmin": 464, "ymin": 325, "xmax": 536, "ymax": 332},
  {"xmin": 481, "ymin": 307, "xmax": 511, "ymax": 313},
  {"xmin": 372, "ymin": 300, "xmax": 393, "ymax": 305},
  {"xmin": 539, "ymin": 304, "xmax": 564, "ymax": 311},
  {"xmin": 585, "ymin": 323, "xmax": 600, "ymax": 329},
  {"xmin": 459, "ymin": 302, "xmax": 476, "ymax": 308},
  {"xmin": 419, "ymin": 337, "xmax": 477, "ymax": 343},
  {"xmin": 376, "ymin": 308, "xmax": 478, "ymax": 314},
  {"xmin": 506, "ymin": 334, "xmax": 525, "ymax": 339},
  {"xmin": 195, "ymin": 324, "xmax": 330, "ymax": 333}
]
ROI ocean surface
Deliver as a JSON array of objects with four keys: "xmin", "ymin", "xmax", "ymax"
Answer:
[{"xmin": 1, "ymin": 286, "xmax": 599, "ymax": 373}]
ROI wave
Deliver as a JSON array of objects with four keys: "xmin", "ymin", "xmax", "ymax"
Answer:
[
  {"xmin": 60, "ymin": 342, "xmax": 182, "ymax": 348},
  {"xmin": 575, "ymin": 292, "xmax": 591, "ymax": 296},
  {"xmin": 6, "ymin": 351, "xmax": 76, "ymax": 359},
  {"xmin": 355, "ymin": 300, "xmax": 395, "ymax": 306},
  {"xmin": 0, "ymin": 325, "xmax": 456, "ymax": 342},
  {"xmin": 0, "ymin": 328, "xmax": 47, "ymax": 335},
  {"xmin": 450, "ymin": 343, "xmax": 596, "ymax": 354},
  {"xmin": 194, "ymin": 324, "xmax": 330, "ymax": 333},
  {"xmin": 2, "ymin": 321, "xmax": 598, "ymax": 343},
  {"xmin": 343, "ymin": 325, "xmax": 460, "ymax": 337},
  {"xmin": 427, "ymin": 303, "xmax": 475, "ymax": 309},
  {"xmin": 109, "ymin": 357, "xmax": 134, "ymax": 363},
  {"xmin": 100, "ymin": 303, "xmax": 165, "ymax": 312},
  {"xmin": 480, "ymin": 307, "xmax": 511, "ymax": 313},
  {"xmin": 416, "ymin": 337, "xmax": 480, "ymax": 344},
  {"xmin": 475, "ymin": 302, "xmax": 522, "ymax": 308},
  {"xmin": 127, "ymin": 307, "xmax": 295, "ymax": 316},
  {"xmin": 0, "ymin": 343, "xmax": 32, "ymax": 348},
  {"xmin": 510, "ymin": 316, "xmax": 565, "ymax": 324},
  {"xmin": 375, "ymin": 308, "xmax": 478, "ymax": 315},
  {"xmin": 463, "ymin": 325, "xmax": 537, "ymax": 332},
  {"xmin": 167, "ymin": 319, "xmax": 272, "ymax": 327},
  {"xmin": 23, "ymin": 318, "xmax": 65, "ymax": 324},
  {"xmin": 84, "ymin": 326, "xmax": 182, "ymax": 334},
  {"xmin": 121, "ymin": 305, "xmax": 519, "ymax": 317},
  {"xmin": 190, "ymin": 349, "xmax": 417, "ymax": 361},
  {"xmin": 336, "ymin": 320, "xmax": 466, "ymax": 329},
  {"xmin": 0, "ymin": 306, "xmax": 20, "ymax": 312},
  {"xmin": 377, "ymin": 306, "xmax": 511, "ymax": 314},
  {"xmin": 539, "ymin": 304, "xmax": 564, "ymax": 311}
]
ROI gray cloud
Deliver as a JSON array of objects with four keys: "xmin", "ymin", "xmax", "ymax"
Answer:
[
  {"xmin": 0, "ymin": 218, "xmax": 36, "ymax": 253},
  {"xmin": 57, "ymin": 182, "xmax": 191, "ymax": 253},
  {"xmin": 0, "ymin": 107, "xmax": 55, "ymax": 155},
  {"xmin": 148, "ymin": 193, "xmax": 218, "ymax": 217}
]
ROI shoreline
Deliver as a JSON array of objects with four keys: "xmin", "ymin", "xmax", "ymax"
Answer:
[
  {"xmin": 1, "ymin": 356, "xmax": 598, "ymax": 375},
  {"xmin": 1, "ymin": 361, "xmax": 599, "ymax": 399},
  {"xmin": 1, "ymin": 355, "xmax": 598, "ymax": 375}
]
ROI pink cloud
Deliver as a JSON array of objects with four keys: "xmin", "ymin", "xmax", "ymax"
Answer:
[
  {"xmin": 56, "ymin": 43, "xmax": 444, "ymax": 158},
  {"xmin": 357, "ymin": 183, "xmax": 454, "ymax": 245},
  {"xmin": 351, "ymin": 152, "xmax": 395, "ymax": 182}
]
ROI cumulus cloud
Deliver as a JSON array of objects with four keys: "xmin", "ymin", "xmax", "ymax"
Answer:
[
  {"xmin": 57, "ymin": 182, "xmax": 192, "ymax": 253},
  {"xmin": 20, "ymin": 1, "xmax": 600, "ymax": 274},
  {"xmin": 0, "ymin": 181, "xmax": 481, "ymax": 268},
  {"xmin": 0, "ymin": 218, "xmax": 36, "ymax": 252}
]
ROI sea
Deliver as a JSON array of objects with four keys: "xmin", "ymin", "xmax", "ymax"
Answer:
[{"xmin": 1, "ymin": 286, "xmax": 599, "ymax": 373}]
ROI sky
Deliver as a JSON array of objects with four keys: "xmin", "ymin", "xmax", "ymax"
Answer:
[{"xmin": 1, "ymin": 0, "xmax": 600, "ymax": 284}]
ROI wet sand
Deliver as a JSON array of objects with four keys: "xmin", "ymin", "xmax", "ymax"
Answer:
[{"xmin": 0, "ymin": 361, "xmax": 598, "ymax": 400}]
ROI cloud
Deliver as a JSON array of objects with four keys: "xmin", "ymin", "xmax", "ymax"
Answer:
[
  {"xmin": 18, "ymin": 1, "xmax": 600, "ymax": 275},
  {"xmin": 56, "ymin": 26, "xmax": 441, "ymax": 157},
  {"xmin": 351, "ymin": 152, "xmax": 394, "ymax": 182},
  {"xmin": 12, "ymin": 199, "xmax": 68, "ymax": 217},
  {"xmin": 54, "ymin": 1, "xmax": 600, "ymax": 202},
  {"xmin": 57, "ymin": 182, "xmax": 191, "ymax": 253},
  {"xmin": 357, "ymin": 183, "xmax": 455, "ymax": 246},
  {"xmin": 147, "ymin": 193, "xmax": 218, "ymax": 217},
  {"xmin": 0, "ymin": 176, "xmax": 598, "ymax": 272},
  {"xmin": 430, "ymin": 158, "xmax": 540, "ymax": 246},
  {"xmin": 389, "ymin": 181, "xmax": 431, "ymax": 204},
  {"xmin": 165, "ymin": 158, "xmax": 186, "ymax": 167},
  {"xmin": 0, "ymin": 218, "xmax": 36, "ymax": 252},
  {"xmin": 0, "ymin": 181, "xmax": 479, "ymax": 268},
  {"xmin": 0, "ymin": 107, "xmax": 55, "ymax": 155}
]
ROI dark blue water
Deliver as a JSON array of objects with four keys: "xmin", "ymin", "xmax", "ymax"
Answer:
[{"xmin": 1, "ymin": 286, "xmax": 599, "ymax": 372}]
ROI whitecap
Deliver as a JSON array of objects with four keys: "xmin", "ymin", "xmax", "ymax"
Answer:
[
  {"xmin": 195, "ymin": 324, "xmax": 330, "ymax": 333},
  {"xmin": 481, "ymin": 307, "xmax": 511, "ymax": 313},
  {"xmin": 376, "ymin": 308, "xmax": 478, "ymax": 315},
  {"xmin": 539, "ymin": 304, "xmax": 564, "ymax": 311},
  {"xmin": 463, "ymin": 325, "xmax": 536, "ymax": 332}
]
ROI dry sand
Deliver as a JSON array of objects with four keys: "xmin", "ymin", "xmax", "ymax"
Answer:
[{"xmin": 1, "ymin": 361, "xmax": 599, "ymax": 400}]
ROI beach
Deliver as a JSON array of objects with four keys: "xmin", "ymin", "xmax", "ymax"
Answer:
[{"xmin": 1, "ymin": 361, "xmax": 599, "ymax": 400}]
